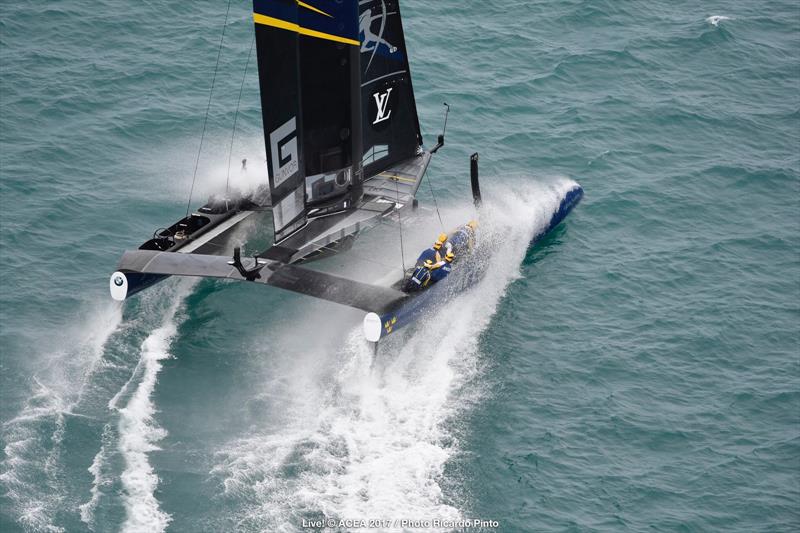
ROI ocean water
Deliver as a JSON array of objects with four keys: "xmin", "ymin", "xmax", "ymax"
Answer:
[{"xmin": 1, "ymin": 1, "xmax": 798, "ymax": 532}]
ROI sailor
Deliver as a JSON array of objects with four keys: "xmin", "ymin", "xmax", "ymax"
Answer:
[
  {"xmin": 447, "ymin": 220, "xmax": 477, "ymax": 256},
  {"xmin": 403, "ymin": 259, "xmax": 434, "ymax": 292},
  {"xmin": 415, "ymin": 233, "xmax": 449, "ymax": 265},
  {"xmin": 429, "ymin": 250, "xmax": 455, "ymax": 283}
]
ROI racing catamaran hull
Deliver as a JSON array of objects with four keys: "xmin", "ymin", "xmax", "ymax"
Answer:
[{"xmin": 111, "ymin": 199, "xmax": 263, "ymax": 300}]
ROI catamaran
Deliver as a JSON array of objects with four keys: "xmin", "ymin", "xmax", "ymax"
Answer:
[{"xmin": 109, "ymin": 0, "xmax": 583, "ymax": 344}]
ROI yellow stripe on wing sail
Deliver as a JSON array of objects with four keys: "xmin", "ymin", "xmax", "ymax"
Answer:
[
  {"xmin": 297, "ymin": 1, "xmax": 332, "ymax": 18},
  {"xmin": 253, "ymin": 13, "xmax": 299, "ymax": 33},
  {"xmin": 253, "ymin": 13, "xmax": 359, "ymax": 46}
]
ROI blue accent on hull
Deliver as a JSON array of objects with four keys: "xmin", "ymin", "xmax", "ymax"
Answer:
[
  {"xmin": 374, "ymin": 184, "xmax": 584, "ymax": 340},
  {"xmin": 537, "ymin": 184, "xmax": 584, "ymax": 241}
]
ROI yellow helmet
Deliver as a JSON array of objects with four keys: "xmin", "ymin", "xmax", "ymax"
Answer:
[
  {"xmin": 467, "ymin": 220, "xmax": 478, "ymax": 230},
  {"xmin": 445, "ymin": 251, "xmax": 455, "ymax": 262}
]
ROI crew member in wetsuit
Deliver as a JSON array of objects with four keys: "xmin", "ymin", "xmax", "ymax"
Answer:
[
  {"xmin": 448, "ymin": 220, "xmax": 477, "ymax": 256},
  {"xmin": 403, "ymin": 259, "xmax": 434, "ymax": 292},
  {"xmin": 403, "ymin": 232, "xmax": 458, "ymax": 292},
  {"xmin": 429, "ymin": 250, "xmax": 455, "ymax": 283}
]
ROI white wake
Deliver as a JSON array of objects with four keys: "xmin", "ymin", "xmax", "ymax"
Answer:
[
  {"xmin": 78, "ymin": 423, "xmax": 114, "ymax": 528},
  {"xmin": 116, "ymin": 281, "xmax": 195, "ymax": 533},
  {"xmin": 213, "ymin": 178, "xmax": 579, "ymax": 531}
]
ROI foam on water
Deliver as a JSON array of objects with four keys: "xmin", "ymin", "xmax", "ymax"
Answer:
[
  {"xmin": 78, "ymin": 423, "xmax": 114, "ymax": 528},
  {"xmin": 116, "ymin": 281, "xmax": 195, "ymax": 533},
  {"xmin": 0, "ymin": 302, "xmax": 123, "ymax": 532},
  {"xmin": 706, "ymin": 15, "xmax": 732, "ymax": 27},
  {"xmin": 213, "ymin": 178, "xmax": 578, "ymax": 530}
]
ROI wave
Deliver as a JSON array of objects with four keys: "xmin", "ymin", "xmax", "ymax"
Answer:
[
  {"xmin": 706, "ymin": 15, "xmax": 732, "ymax": 27},
  {"xmin": 211, "ymin": 178, "xmax": 579, "ymax": 531}
]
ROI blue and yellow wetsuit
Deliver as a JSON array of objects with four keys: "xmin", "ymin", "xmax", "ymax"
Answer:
[
  {"xmin": 404, "ymin": 264, "xmax": 432, "ymax": 291},
  {"xmin": 428, "ymin": 260, "xmax": 452, "ymax": 283},
  {"xmin": 402, "ymin": 231, "xmax": 462, "ymax": 292}
]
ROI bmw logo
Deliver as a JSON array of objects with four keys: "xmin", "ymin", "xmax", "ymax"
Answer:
[{"xmin": 113, "ymin": 275, "xmax": 124, "ymax": 287}]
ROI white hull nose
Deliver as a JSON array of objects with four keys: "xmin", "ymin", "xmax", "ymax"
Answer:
[
  {"xmin": 363, "ymin": 312, "xmax": 382, "ymax": 342},
  {"xmin": 109, "ymin": 271, "xmax": 128, "ymax": 301}
]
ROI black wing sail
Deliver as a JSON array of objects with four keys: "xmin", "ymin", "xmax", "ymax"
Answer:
[
  {"xmin": 254, "ymin": 0, "xmax": 363, "ymax": 243},
  {"xmin": 359, "ymin": 0, "xmax": 422, "ymax": 179}
]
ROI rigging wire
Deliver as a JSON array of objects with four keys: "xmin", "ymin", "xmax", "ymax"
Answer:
[
  {"xmin": 185, "ymin": 0, "xmax": 233, "ymax": 217},
  {"xmin": 427, "ymin": 103, "xmax": 450, "ymax": 230},
  {"xmin": 226, "ymin": 36, "xmax": 256, "ymax": 193},
  {"xmin": 427, "ymin": 173, "xmax": 444, "ymax": 230},
  {"xmin": 395, "ymin": 177, "xmax": 407, "ymax": 272}
]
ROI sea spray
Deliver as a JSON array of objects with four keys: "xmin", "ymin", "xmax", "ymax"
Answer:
[{"xmin": 211, "ymin": 179, "xmax": 577, "ymax": 529}]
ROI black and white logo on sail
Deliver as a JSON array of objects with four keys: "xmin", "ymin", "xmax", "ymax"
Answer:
[
  {"xmin": 360, "ymin": 4, "xmax": 398, "ymax": 56},
  {"xmin": 269, "ymin": 117, "xmax": 299, "ymax": 187},
  {"xmin": 372, "ymin": 88, "xmax": 394, "ymax": 125},
  {"xmin": 359, "ymin": 1, "xmax": 401, "ymax": 74}
]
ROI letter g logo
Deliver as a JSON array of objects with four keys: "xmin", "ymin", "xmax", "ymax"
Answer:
[{"xmin": 270, "ymin": 117, "xmax": 299, "ymax": 187}]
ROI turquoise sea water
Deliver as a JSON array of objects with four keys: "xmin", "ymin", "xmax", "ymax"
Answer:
[{"xmin": 1, "ymin": 1, "xmax": 798, "ymax": 532}]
